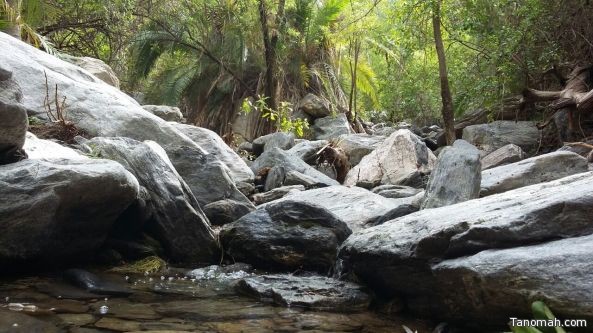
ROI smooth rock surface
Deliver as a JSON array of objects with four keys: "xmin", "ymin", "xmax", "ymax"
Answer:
[
  {"xmin": 24, "ymin": 132, "xmax": 85, "ymax": 160},
  {"xmin": 433, "ymin": 234, "xmax": 593, "ymax": 323},
  {"xmin": 172, "ymin": 123, "xmax": 254, "ymax": 184},
  {"xmin": 480, "ymin": 151, "xmax": 588, "ymax": 196},
  {"xmin": 462, "ymin": 120, "xmax": 540, "ymax": 154},
  {"xmin": 422, "ymin": 140, "xmax": 481, "ymax": 209},
  {"xmin": 142, "ymin": 105, "xmax": 184, "ymax": 122},
  {"xmin": 298, "ymin": 94, "xmax": 331, "ymax": 118},
  {"xmin": 237, "ymin": 274, "xmax": 370, "ymax": 311},
  {"xmin": 167, "ymin": 144, "xmax": 251, "ymax": 207},
  {"xmin": 203, "ymin": 199, "xmax": 255, "ymax": 226},
  {"xmin": 339, "ymin": 172, "xmax": 593, "ymax": 300},
  {"xmin": 251, "ymin": 147, "xmax": 339, "ymax": 187},
  {"xmin": 336, "ymin": 134, "xmax": 385, "ymax": 167},
  {"xmin": 0, "ymin": 158, "xmax": 139, "ymax": 266},
  {"xmin": 252, "ymin": 132, "xmax": 295, "ymax": 156},
  {"xmin": 62, "ymin": 55, "xmax": 120, "ymax": 88},
  {"xmin": 312, "ymin": 113, "xmax": 352, "ymax": 140},
  {"xmin": 481, "ymin": 143, "xmax": 525, "ymax": 170},
  {"xmin": 344, "ymin": 130, "xmax": 436, "ymax": 187},
  {"xmin": 0, "ymin": 33, "xmax": 232, "ymax": 206},
  {"xmin": 87, "ymin": 137, "xmax": 218, "ymax": 263},
  {"xmin": 266, "ymin": 185, "xmax": 413, "ymax": 232},
  {"xmin": 220, "ymin": 200, "xmax": 351, "ymax": 272}
]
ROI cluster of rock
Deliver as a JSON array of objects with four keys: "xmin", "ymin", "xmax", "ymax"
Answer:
[{"xmin": 2, "ymin": 32, "xmax": 593, "ymax": 329}]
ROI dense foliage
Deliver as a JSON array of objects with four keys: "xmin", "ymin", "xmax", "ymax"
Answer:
[{"xmin": 3, "ymin": 0, "xmax": 593, "ymax": 134}]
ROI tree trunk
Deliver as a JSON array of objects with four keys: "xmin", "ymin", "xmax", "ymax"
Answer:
[
  {"xmin": 432, "ymin": 0, "xmax": 455, "ymax": 145},
  {"xmin": 258, "ymin": 0, "xmax": 277, "ymax": 112}
]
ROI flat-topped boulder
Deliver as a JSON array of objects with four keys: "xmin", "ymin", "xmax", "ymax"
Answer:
[
  {"xmin": 312, "ymin": 113, "xmax": 352, "ymax": 140},
  {"xmin": 336, "ymin": 134, "xmax": 385, "ymax": 167},
  {"xmin": 480, "ymin": 151, "xmax": 588, "ymax": 196},
  {"xmin": 264, "ymin": 185, "xmax": 416, "ymax": 232},
  {"xmin": 462, "ymin": 120, "xmax": 540, "ymax": 155},
  {"xmin": 481, "ymin": 143, "xmax": 525, "ymax": 170},
  {"xmin": 339, "ymin": 172, "xmax": 593, "ymax": 300}
]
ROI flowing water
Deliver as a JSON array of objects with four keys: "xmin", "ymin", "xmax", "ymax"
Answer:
[{"xmin": 0, "ymin": 269, "xmax": 433, "ymax": 333}]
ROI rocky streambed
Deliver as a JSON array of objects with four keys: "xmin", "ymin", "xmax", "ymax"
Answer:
[{"xmin": 0, "ymin": 266, "xmax": 433, "ymax": 333}]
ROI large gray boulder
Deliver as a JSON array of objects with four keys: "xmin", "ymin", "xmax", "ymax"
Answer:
[
  {"xmin": 481, "ymin": 151, "xmax": 589, "ymax": 196},
  {"xmin": 252, "ymin": 132, "xmax": 295, "ymax": 156},
  {"xmin": 61, "ymin": 55, "xmax": 120, "ymax": 88},
  {"xmin": 0, "ymin": 100, "xmax": 27, "ymax": 164},
  {"xmin": 166, "ymin": 144, "xmax": 251, "ymax": 207},
  {"xmin": 266, "ymin": 185, "xmax": 416, "ymax": 232},
  {"xmin": 220, "ymin": 200, "xmax": 351, "ymax": 273},
  {"xmin": 339, "ymin": 172, "xmax": 593, "ymax": 308},
  {"xmin": 422, "ymin": 140, "xmax": 481, "ymax": 209},
  {"xmin": 312, "ymin": 113, "xmax": 352, "ymax": 140},
  {"xmin": 172, "ymin": 123, "xmax": 254, "ymax": 184},
  {"xmin": 336, "ymin": 134, "xmax": 385, "ymax": 167},
  {"xmin": 298, "ymin": 94, "xmax": 331, "ymax": 119},
  {"xmin": 432, "ymin": 234, "xmax": 593, "ymax": 324},
  {"xmin": 202, "ymin": 199, "xmax": 255, "ymax": 226},
  {"xmin": 87, "ymin": 137, "xmax": 219, "ymax": 263},
  {"xmin": 142, "ymin": 105, "xmax": 183, "ymax": 122},
  {"xmin": 462, "ymin": 121, "xmax": 540, "ymax": 155},
  {"xmin": 481, "ymin": 143, "xmax": 525, "ymax": 170},
  {"xmin": 0, "ymin": 33, "xmax": 238, "ymax": 207},
  {"xmin": 0, "ymin": 158, "xmax": 139, "ymax": 267},
  {"xmin": 250, "ymin": 147, "xmax": 339, "ymax": 187},
  {"xmin": 237, "ymin": 274, "xmax": 370, "ymax": 311},
  {"xmin": 344, "ymin": 129, "xmax": 436, "ymax": 187}
]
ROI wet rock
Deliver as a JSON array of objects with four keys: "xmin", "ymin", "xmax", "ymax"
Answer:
[
  {"xmin": 253, "ymin": 185, "xmax": 305, "ymax": 205},
  {"xmin": 94, "ymin": 317, "xmax": 142, "ymax": 332},
  {"xmin": 62, "ymin": 55, "xmax": 120, "ymax": 88},
  {"xmin": 312, "ymin": 113, "xmax": 352, "ymax": 140},
  {"xmin": 481, "ymin": 143, "xmax": 525, "ymax": 170},
  {"xmin": 251, "ymin": 147, "xmax": 339, "ymax": 187},
  {"xmin": 187, "ymin": 263, "xmax": 253, "ymax": 281},
  {"xmin": 57, "ymin": 313, "xmax": 95, "ymax": 326},
  {"xmin": 141, "ymin": 105, "xmax": 183, "ymax": 122},
  {"xmin": 23, "ymin": 132, "xmax": 85, "ymax": 160},
  {"xmin": 339, "ymin": 172, "xmax": 593, "ymax": 301},
  {"xmin": 298, "ymin": 94, "xmax": 331, "ymax": 119},
  {"xmin": 89, "ymin": 299, "xmax": 160, "ymax": 320},
  {"xmin": 203, "ymin": 199, "xmax": 255, "ymax": 226},
  {"xmin": 371, "ymin": 185, "xmax": 422, "ymax": 199},
  {"xmin": 336, "ymin": 134, "xmax": 385, "ymax": 167},
  {"xmin": 432, "ymin": 234, "xmax": 593, "ymax": 323},
  {"xmin": 172, "ymin": 123, "xmax": 254, "ymax": 184},
  {"xmin": 167, "ymin": 144, "xmax": 251, "ymax": 207},
  {"xmin": 63, "ymin": 269, "xmax": 132, "ymax": 297},
  {"xmin": 344, "ymin": 130, "xmax": 436, "ymax": 187},
  {"xmin": 462, "ymin": 120, "xmax": 540, "ymax": 155},
  {"xmin": 422, "ymin": 140, "xmax": 481, "ymax": 209},
  {"xmin": 237, "ymin": 274, "xmax": 370, "ymax": 311},
  {"xmin": 0, "ymin": 159, "xmax": 139, "ymax": 267},
  {"xmin": 252, "ymin": 132, "xmax": 295, "ymax": 156},
  {"xmin": 220, "ymin": 200, "xmax": 351, "ymax": 272},
  {"xmin": 0, "ymin": 310, "xmax": 62, "ymax": 333},
  {"xmin": 0, "ymin": 100, "xmax": 28, "ymax": 164},
  {"xmin": 265, "ymin": 185, "xmax": 413, "ymax": 232},
  {"xmin": 481, "ymin": 151, "xmax": 588, "ymax": 196},
  {"xmin": 286, "ymin": 139, "xmax": 328, "ymax": 163},
  {"xmin": 87, "ymin": 137, "xmax": 218, "ymax": 263}
]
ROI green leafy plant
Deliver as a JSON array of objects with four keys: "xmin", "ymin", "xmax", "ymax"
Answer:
[{"xmin": 242, "ymin": 95, "xmax": 309, "ymax": 138}]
